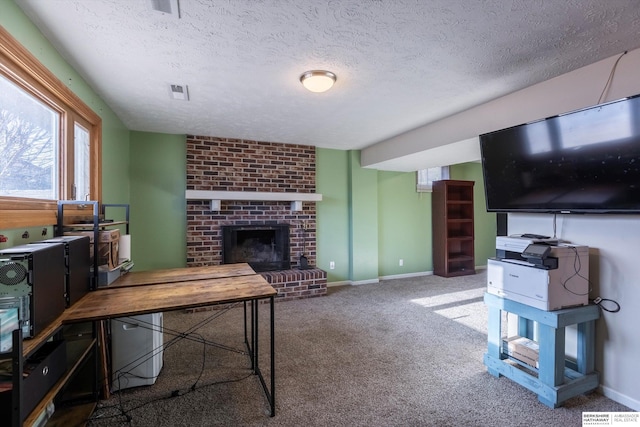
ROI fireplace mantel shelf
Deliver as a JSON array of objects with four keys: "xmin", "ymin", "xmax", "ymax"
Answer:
[{"xmin": 186, "ymin": 190, "xmax": 322, "ymax": 211}]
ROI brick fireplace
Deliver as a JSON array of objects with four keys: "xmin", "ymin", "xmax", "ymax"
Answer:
[{"xmin": 186, "ymin": 136, "xmax": 327, "ymax": 301}]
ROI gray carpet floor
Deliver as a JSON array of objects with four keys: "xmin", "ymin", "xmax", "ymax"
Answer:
[{"xmin": 88, "ymin": 271, "xmax": 631, "ymax": 426}]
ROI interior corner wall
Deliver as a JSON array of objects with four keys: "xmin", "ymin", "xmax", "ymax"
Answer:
[
  {"xmin": 348, "ymin": 151, "xmax": 379, "ymax": 283},
  {"xmin": 316, "ymin": 148, "xmax": 350, "ymax": 282},
  {"xmin": 129, "ymin": 131, "xmax": 187, "ymax": 271},
  {"xmin": 377, "ymin": 171, "xmax": 431, "ymax": 277},
  {"xmin": 449, "ymin": 163, "xmax": 496, "ymax": 267},
  {"xmin": 316, "ymin": 148, "xmax": 381, "ymax": 284},
  {"xmin": 317, "ymin": 150, "xmax": 496, "ymax": 283}
]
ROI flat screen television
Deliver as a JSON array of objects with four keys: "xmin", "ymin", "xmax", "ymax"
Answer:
[{"xmin": 479, "ymin": 93, "xmax": 640, "ymax": 214}]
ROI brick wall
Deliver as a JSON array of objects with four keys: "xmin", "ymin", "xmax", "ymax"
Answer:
[
  {"xmin": 186, "ymin": 135, "xmax": 326, "ymax": 300},
  {"xmin": 187, "ymin": 137, "xmax": 316, "ymax": 192}
]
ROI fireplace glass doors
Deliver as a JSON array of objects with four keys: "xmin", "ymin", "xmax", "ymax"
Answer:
[{"xmin": 222, "ymin": 224, "xmax": 290, "ymax": 272}]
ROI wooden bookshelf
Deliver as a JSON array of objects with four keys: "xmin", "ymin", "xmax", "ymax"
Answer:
[{"xmin": 432, "ymin": 180, "xmax": 476, "ymax": 277}]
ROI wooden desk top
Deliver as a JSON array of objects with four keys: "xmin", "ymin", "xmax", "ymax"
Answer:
[
  {"xmin": 64, "ymin": 274, "xmax": 276, "ymax": 323},
  {"xmin": 108, "ymin": 263, "xmax": 256, "ymax": 288}
]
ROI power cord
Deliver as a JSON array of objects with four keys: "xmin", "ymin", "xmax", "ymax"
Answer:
[
  {"xmin": 89, "ymin": 373, "xmax": 254, "ymax": 424},
  {"xmin": 592, "ymin": 297, "xmax": 621, "ymax": 313},
  {"xmin": 560, "ymin": 245, "xmax": 591, "ymax": 296},
  {"xmin": 597, "ymin": 50, "xmax": 627, "ymax": 104},
  {"xmin": 90, "ymin": 304, "xmax": 251, "ymax": 424},
  {"xmin": 558, "ymin": 246, "xmax": 621, "ymax": 313}
]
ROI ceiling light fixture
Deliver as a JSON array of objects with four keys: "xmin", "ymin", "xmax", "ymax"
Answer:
[{"xmin": 300, "ymin": 70, "xmax": 337, "ymax": 93}]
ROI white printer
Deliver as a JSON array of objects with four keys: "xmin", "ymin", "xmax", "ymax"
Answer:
[
  {"xmin": 487, "ymin": 235, "xmax": 589, "ymax": 311},
  {"xmin": 496, "ymin": 234, "xmax": 559, "ymax": 260}
]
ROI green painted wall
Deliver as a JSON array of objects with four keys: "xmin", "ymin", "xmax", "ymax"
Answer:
[
  {"xmin": 450, "ymin": 162, "xmax": 496, "ymax": 266},
  {"xmin": 316, "ymin": 148, "xmax": 350, "ymax": 282},
  {"xmin": 1, "ymin": 0, "xmax": 130, "ymax": 206},
  {"xmin": 316, "ymin": 150, "xmax": 496, "ymax": 283},
  {"xmin": 129, "ymin": 131, "xmax": 187, "ymax": 271},
  {"xmin": 377, "ymin": 171, "xmax": 431, "ymax": 277},
  {"xmin": 348, "ymin": 151, "xmax": 379, "ymax": 282}
]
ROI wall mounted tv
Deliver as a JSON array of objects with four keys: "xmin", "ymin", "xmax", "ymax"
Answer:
[{"xmin": 479, "ymin": 94, "xmax": 640, "ymax": 214}]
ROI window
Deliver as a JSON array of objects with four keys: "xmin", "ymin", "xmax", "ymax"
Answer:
[
  {"xmin": 417, "ymin": 166, "xmax": 449, "ymax": 192},
  {"xmin": 73, "ymin": 121, "xmax": 91, "ymax": 201},
  {"xmin": 0, "ymin": 73, "xmax": 60, "ymax": 199},
  {"xmin": 0, "ymin": 26, "xmax": 101, "ymax": 228}
]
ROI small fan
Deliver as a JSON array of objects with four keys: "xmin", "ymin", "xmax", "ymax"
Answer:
[{"xmin": 0, "ymin": 262, "xmax": 28, "ymax": 286}]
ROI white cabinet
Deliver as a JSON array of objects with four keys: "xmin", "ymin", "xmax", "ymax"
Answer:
[{"xmin": 111, "ymin": 313, "xmax": 163, "ymax": 391}]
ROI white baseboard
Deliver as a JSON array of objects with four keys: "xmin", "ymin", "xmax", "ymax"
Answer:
[
  {"xmin": 327, "ymin": 278, "xmax": 380, "ymax": 287},
  {"xmin": 599, "ymin": 385, "xmax": 640, "ymax": 411},
  {"xmin": 328, "ymin": 266, "xmax": 487, "ymax": 287},
  {"xmin": 327, "ymin": 280, "xmax": 351, "ymax": 288},
  {"xmin": 378, "ymin": 271, "xmax": 433, "ymax": 281},
  {"xmin": 351, "ymin": 278, "xmax": 380, "ymax": 286}
]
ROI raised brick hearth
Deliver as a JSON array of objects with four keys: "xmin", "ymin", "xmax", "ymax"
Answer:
[
  {"xmin": 261, "ymin": 268, "xmax": 327, "ymax": 301},
  {"xmin": 186, "ymin": 135, "xmax": 327, "ymax": 300}
]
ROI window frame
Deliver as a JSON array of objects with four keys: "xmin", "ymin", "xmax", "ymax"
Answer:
[
  {"xmin": 0, "ymin": 26, "xmax": 102, "ymax": 228},
  {"xmin": 417, "ymin": 166, "xmax": 449, "ymax": 192}
]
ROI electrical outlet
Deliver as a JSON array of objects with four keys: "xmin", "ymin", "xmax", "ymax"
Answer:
[
  {"xmin": 329, "ymin": 261, "xmax": 335, "ymax": 270},
  {"xmin": 399, "ymin": 259, "xmax": 404, "ymax": 266}
]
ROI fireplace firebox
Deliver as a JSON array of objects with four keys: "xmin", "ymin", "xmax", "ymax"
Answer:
[{"xmin": 222, "ymin": 224, "xmax": 290, "ymax": 272}]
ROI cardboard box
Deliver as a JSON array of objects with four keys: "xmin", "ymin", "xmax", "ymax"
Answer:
[
  {"xmin": 503, "ymin": 336, "xmax": 539, "ymax": 368},
  {"xmin": 65, "ymin": 229, "xmax": 120, "ymax": 270}
]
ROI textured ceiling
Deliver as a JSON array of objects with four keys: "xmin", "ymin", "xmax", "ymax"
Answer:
[{"xmin": 14, "ymin": 0, "xmax": 640, "ymax": 162}]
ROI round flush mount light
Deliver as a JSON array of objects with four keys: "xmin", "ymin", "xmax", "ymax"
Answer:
[{"xmin": 300, "ymin": 70, "xmax": 337, "ymax": 93}]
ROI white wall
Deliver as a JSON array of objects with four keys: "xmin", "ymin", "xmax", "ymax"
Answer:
[
  {"xmin": 509, "ymin": 214, "xmax": 640, "ymax": 410},
  {"xmin": 362, "ymin": 47, "xmax": 640, "ymax": 171}
]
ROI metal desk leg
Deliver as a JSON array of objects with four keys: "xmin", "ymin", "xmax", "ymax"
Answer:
[
  {"xmin": 245, "ymin": 298, "xmax": 275, "ymax": 416},
  {"xmin": 243, "ymin": 301, "xmax": 257, "ymax": 370},
  {"xmin": 243, "ymin": 301, "xmax": 248, "ymax": 347},
  {"xmin": 270, "ymin": 295, "xmax": 275, "ymax": 416},
  {"xmin": 251, "ymin": 296, "xmax": 276, "ymax": 417},
  {"xmin": 254, "ymin": 299, "xmax": 259, "ymax": 375}
]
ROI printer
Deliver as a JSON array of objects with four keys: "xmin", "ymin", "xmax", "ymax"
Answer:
[
  {"xmin": 495, "ymin": 234, "xmax": 559, "ymax": 261},
  {"xmin": 487, "ymin": 235, "xmax": 589, "ymax": 311}
]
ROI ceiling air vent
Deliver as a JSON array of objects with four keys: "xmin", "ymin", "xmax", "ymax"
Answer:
[
  {"xmin": 151, "ymin": 0, "xmax": 180, "ymax": 17},
  {"xmin": 169, "ymin": 84, "xmax": 189, "ymax": 101}
]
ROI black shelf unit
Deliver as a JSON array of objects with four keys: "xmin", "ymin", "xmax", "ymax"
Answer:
[
  {"xmin": 4, "ymin": 321, "xmax": 97, "ymax": 427},
  {"xmin": 56, "ymin": 201, "xmax": 129, "ymax": 289}
]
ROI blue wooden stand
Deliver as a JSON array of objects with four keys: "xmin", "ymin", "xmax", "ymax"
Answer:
[{"xmin": 483, "ymin": 292, "xmax": 600, "ymax": 408}]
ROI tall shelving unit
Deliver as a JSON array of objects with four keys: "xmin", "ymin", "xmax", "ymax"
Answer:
[
  {"xmin": 56, "ymin": 201, "xmax": 129, "ymax": 289},
  {"xmin": 432, "ymin": 180, "xmax": 476, "ymax": 277},
  {"xmin": 2, "ymin": 202, "xmax": 130, "ymax": 425}
]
